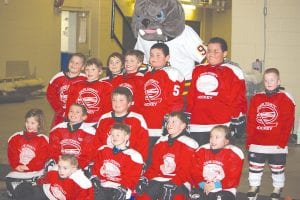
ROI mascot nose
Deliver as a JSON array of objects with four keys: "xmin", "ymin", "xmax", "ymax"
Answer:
[{"xmin": 142, "ymin": 18, "xmax": 150, "ymax": 28}]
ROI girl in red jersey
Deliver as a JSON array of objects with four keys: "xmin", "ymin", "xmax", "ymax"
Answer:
[
  {"xmin": 190, "ymin": 125, "xmax": 244, "ymax": 200},
  {"xmin": 6, "ymin": 108, "xmax": 49, "ymax": 198}
]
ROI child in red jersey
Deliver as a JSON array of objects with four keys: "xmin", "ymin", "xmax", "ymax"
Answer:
[
  {"xmin": 246, "ymin": 68, "xmax": 295, "ymax": 200},
  {"xmin": 91, "ymin": 123, "xmax": 143, "ymax": 200},
  {"xmin": 66, "ymin": 57, "xmax": 113, "ymax": 126},
  {"xmin": 6, "ymin": 108, "xmax": 49, "ymax": 198},
  {"xmin": 190, "ymin": 125, "xmax": 244, "ymax": 200},
  {"xmin": 186, "ymin": 37, "xmax": 247, "ymax": 146},
  {"xmin": 96, "ymin": 86, "xmax": 149, "ymax": 162},
  {"xmin": 102, "ymin": 52, "xmax": 125, "ymax": 82},
  {"xmin": 47, "ymin": 52, "xmax": 87, "ymax": 127},
  {"xmin": 141, "ymin": 43, "xmax": 184, "ymax": 138},
  {"xmin": 136, "ymin": 111, "xmax": 198, "ymax": 200},
  {"xmin": 111, "ymin": 49, "xmax": 145, "ymax": 113},
  {"xmin": 49, "ymin": 103, "xmax": 97, "ymax": 170},
  {"xmin": 14, "ymin": 154, "xmax": 93, "ymax": 200}
]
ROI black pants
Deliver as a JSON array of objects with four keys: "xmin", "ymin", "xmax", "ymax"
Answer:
[{"xmin": 13, "ymin": 182, "xmax": 48, "ymax": 200}]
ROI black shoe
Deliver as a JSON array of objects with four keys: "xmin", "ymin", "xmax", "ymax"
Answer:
[
  {"xmin": 270, "ymin": 187, "xmax": 282, "ymax": 200},
  {"xmin": 247, "ymin": 186, "xmax": 259, "ymax": 200}
]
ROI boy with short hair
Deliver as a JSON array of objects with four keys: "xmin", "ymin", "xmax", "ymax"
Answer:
[
  {"xmin": 66, "ymin": 57, "xmax": 113, "ymax": 126},
  {"xmin": 49, "ymin": 103, "xmax": 97, "ymax": 169},
  {"xmin": 14, "ymin": 154, "xmax": 93, "ymax": 200},
  {"xmin": 47, "ymin": 52, "xmax": 87, "ymax": 127},
  {"xmin": 111, "ymin": 49, "xmax": 145, "ymax": 113},
  {"xmin": 91, "ymin": 123, "xmax": 143, "ymax": 200},
  {"xmin": 96, "ymin": 86, "xmax": 149, "ymax": 162},
  {"xmin": 136, "ymin": 112, "xmax": 198, "ymax": 200},
  {"xmin": 246, "ymin": 68, "xmax": 295, "ymax": 200}
]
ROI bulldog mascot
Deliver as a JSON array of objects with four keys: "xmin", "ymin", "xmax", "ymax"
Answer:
[{"xmin": 132, "ymin": 0, "xmax": 207, "ymax": 88}]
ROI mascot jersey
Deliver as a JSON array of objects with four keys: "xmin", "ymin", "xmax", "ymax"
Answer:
[
  {"xmin": 191, "ymin": 144, "xmax": 244, "ymax": 196},
  {"xmin": 132, "ymin": 0, "xmax": 207, "ymax": 81},
  {"xmin": 135, "ymin": 25, "xmax": 206, "ymax": 80}
]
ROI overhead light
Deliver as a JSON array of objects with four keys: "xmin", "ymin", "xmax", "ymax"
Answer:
[{"xmin": 182, "ymin": 4, "xmax": 196, "ymax": 10}]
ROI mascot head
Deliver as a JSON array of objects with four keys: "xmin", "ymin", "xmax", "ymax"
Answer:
[{"xmin": 132, "ymin": 0, "xmax": 185, "ymax": 42}]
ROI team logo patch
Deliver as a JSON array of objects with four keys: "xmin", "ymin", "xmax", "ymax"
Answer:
[
  {"xmin": 100, "ymin": 160, "xmax": 121, "ymax": 181},
  {"xmin": 50, "ymin": 184, "xmax": 66, "ymax": 200},
  {"xmin": 59, "ymin": 85, "xmax": 69, "ymax": 109},
  {"xmin": 160, "ymin": 153, "xmax": 176, "ymax": 175},
  {"xmin": 256, "ymin": 102, "xmax": 278, "ymax": 130},
  {"xmin": 60, "ymin": 139, "xmax": 81, "ymax": 156},
  {"xmin": 144, "ymin": 79, "xmax": 162, "ymax": 106},
  {"xmin": 196, "ymin": 73, "xmax": 219, "ymax": 97},
  {"xmin": 19, "ymin": 144, "xmax": 36, "ymax": 165},
  {"xmin": 203, "ymin": 162, "xmax": 225, "ymax": 182},
  {"xmin": 77, "ymin": 88, "xmax": 100, "ymax": 114}
]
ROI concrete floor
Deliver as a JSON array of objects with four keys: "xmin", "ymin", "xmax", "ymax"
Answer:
[{"xmin": 0, "ymin": 96, "xmax": 299, "ymax": 199}]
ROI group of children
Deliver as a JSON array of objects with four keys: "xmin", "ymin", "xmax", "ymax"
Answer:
[{"xmin": 5, "ymin": 37, "xmax": 295, "ymax": 200}]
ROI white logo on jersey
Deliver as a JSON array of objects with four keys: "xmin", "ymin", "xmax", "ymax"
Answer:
[
  {"xmin": 19, "ymin": 144, "xmax": 36, "ymax": 165},
  {"xmin": 50, "ymin": 184, "xmax": 66, "ymax": 200},
  {"xmin": 59, "ymin": 85, "xmax": 69, "ymax": 109},
  {"xmin": 144, "ymin": 79, "xmax": 162, "ymax": 106},
  {"xmin": 203, "ymin": 163, "xmax": 225, "ymax": 182},
  {"xmin": 196, "ymin": 73, "xmax": 219, "ymax": 96},
  {"xmin": 60, "ymin": 139, "xmax": 81, "ymax": 156},
  {"xmin": 256, "ymin": 102, "xmax": 278, "ymax": 130},
  {"xmin": 160, "ymin": 153, "xmax": 176, "ymax": 175},
  {"xmin": 77, "ymin": 88, "xmax": 100, "ymax": 114},
  {"xmin": 100, "ymin": 160, "xmax": 121, "ymax": 182}
]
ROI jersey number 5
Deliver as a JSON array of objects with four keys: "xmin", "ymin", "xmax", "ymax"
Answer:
[{"xmin": 173, "ymin": 85, "xmax": 180, "ymax": 96}]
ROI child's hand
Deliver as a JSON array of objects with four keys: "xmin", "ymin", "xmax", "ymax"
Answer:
[
  {"xmin": 204, "ymin": 181, "xmax": 215, "ymax": 194},
  {"xmin": 15, "ymin": 165, "xmax": 29, "ymax": 172}
]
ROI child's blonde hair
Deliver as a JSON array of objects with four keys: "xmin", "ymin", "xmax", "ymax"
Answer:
[
  {"xmin": 24, "ymin": 108, "xmax": 45, "ymax": 134},
  {"xmin": 59, "ymin": 154, "xmax": 79, "ymax": 168}
]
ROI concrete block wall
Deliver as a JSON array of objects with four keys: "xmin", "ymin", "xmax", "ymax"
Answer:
[{"xmin": 231, "ymin": 0, "xmax": 300, "ymax": 115}]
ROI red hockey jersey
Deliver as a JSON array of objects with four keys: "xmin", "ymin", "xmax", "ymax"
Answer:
[
  {"xmin": 66, "ymin": 80, "xmax": 113, "ymax": 123},
  {"xmin": 96, "ymin": 111, "xmax": 149, "ymax": 161},
  {"xmin": 92, "ymin": 145, "xmax": 143, "ymax": 192},
  {"xmin": 246, "ymin": 91, "xmax": 295, "ymax": 150},
  {"xmin": 191, "ymin": 144, "xmax": 244, "ymax": 195},
  {"xmin": 47, "ymin": 72, "xmax": 86, "ymax": 125},
  {"xmin": 141, "ymin": 67, "xmax": 184, "ymax": 136},
  {"xmin": 38, "ymin": 166, "xmax": 93, "ymax": 200},
  {"xmin": 144, "ymin": 134, "xmax": 198, "ymax": 187},
  {"xmin": 7, "ymin": 131, "xmax": 49, "ymax": 172},
  {"xmin": 49, "ymin": 122, "xmax": 97, "ymax": 169},
  {"xmin": 111, "ymin": 72, "xmax": 144, "ymax": 113},
  {"xmin": 186, "ymin": 63, "xmax": 247, "ymax": 132}
]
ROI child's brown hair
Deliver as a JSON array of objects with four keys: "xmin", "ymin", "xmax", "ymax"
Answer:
[{"xmin": 24, "ymin": 108, "xmax": 45, "ymax": 134}]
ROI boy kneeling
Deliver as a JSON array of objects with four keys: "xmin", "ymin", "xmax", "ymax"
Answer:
[{"xmin": 14, "ymin": 154, "xmax": 93, "ymax": 200}]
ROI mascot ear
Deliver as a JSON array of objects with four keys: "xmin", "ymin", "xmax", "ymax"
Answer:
[{"xmin": 54, "ymin": 0, "xmax": 64, "ymax": 8}]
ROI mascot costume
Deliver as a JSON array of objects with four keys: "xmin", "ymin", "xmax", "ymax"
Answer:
[{"xmin": 132, "ymin": 0, "xmax": 207, "ymax": 91}]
